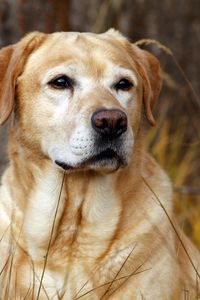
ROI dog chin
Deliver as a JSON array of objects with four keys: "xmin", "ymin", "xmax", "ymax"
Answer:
[
  {"xmin": 54, "ymin": 149, "xmax": 127, "ymax": 173},
  {"xmin": 88, "ymin": 159, "xmax": 127, "ymax": 173}
]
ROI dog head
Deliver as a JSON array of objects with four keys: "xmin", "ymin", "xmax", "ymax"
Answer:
[{"xmin": 0, "ymin": 29, "xmax": 162, "ymax": 173}]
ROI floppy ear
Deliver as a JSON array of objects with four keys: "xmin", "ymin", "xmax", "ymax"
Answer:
[
  {"xmin": 132, "ymin": 45, "xmax": 162, "ymax": 126},
  {"xmin": 0, "ymin": 32, "xmax": 46, "ymax": 125}
]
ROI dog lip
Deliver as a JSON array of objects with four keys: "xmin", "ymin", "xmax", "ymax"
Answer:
[{"xmin": 55, "ymin": 160, "xmax": 73, "ymax": 170}]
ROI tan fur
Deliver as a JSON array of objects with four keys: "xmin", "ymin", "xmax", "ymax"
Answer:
[{"xmin": 0, "ymin": 30, "xmax": 199, "ymax": 299}]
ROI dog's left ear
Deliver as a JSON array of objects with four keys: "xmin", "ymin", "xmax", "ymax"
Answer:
[
  {"xmin": 0, "ymin": 32, "xmax": 46, "ymax": 125},
  {"xmin": 132, "ymin": 45, "xmax": 162, "ymax": 126}
]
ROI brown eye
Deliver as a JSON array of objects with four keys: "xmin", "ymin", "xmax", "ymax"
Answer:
[
  {"xmin": 115, "ymin": 78, "xmax": 133, "ymax": 91},
  {"xmin": 48, "ymin": 75, "xmax": 74, "ymax": 89}
]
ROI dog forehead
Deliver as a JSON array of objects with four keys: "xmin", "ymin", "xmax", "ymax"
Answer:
[
  {"xmin": 24, "ymin": 31, "xmax": 136, "ymax": 75},
  {"xmin": 44, "ymin": 31, "xmax": 128, "ymax": 53}
]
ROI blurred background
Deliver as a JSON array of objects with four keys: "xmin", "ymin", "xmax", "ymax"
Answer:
[{"xmin": 0, "ymin": 0, "xmax": 199, "ymax": 248}]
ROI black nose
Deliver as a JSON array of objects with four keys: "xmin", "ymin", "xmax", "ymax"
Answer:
[{"xmin": 91, "ymin": 109, "xmax": 127, "ymax": 139}]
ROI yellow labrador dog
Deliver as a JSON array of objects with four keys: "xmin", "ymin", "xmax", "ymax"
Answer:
[{"xmin": 0, "ymin": 29, "xmax": 199, "ymax": 299}]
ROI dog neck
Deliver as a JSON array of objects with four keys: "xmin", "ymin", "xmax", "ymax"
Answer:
[
  {"xmin": 24, "ymin": 166, "xmax": 123, "ymax": 260},
  {"xmin": 7, "ymin": 135, "xmax": 139, "ymax": 260}
]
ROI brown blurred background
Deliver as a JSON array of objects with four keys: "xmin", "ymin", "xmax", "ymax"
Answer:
[{"xmin": 0, "ymin": 0, "xmax": 200, "ymax": 247}]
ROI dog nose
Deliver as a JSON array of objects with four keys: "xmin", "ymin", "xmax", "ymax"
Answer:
[{"xmin": 91, "ymin": 109, "xmax": 127, "ymax": 139}]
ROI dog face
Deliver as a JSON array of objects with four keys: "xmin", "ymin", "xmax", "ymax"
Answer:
[{"xmin": 0, "ymin": 30, "xmax": 162, "ymax": 173}]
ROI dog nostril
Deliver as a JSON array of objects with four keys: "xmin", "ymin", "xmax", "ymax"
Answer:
[
  {"xmin": 91, "ymin": 109, "xmax": 127, "ymax": 139},
  {"xmin": 116, "ymin": 117, "xmax": 127, "ymax": 135},
  {"xmin": 95, "ymin": 117, "xmax": 108, "ymax": 130}
]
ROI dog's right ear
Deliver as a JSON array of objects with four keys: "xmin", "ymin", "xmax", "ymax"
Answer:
[{"xmin": 0, "ymin": 32, "xmax": 46, "ymax": 125}]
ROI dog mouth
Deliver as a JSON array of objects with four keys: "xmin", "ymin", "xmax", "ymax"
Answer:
[
  {"xmin": 91, "ymin": 148, "xmax": 117, "ymax": 161},
  {"xmin": 55, "ymin": 148, "xmax": 126, "ymax": 171}
]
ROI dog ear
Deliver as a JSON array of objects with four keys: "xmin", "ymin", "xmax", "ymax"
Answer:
[
  {"xmin": 0, "ymin": 32, "xmax": 46, "ymax": 125},
  {"xmin": 132, "ymin": 45, "xmax": 162, "ymax": 126}
]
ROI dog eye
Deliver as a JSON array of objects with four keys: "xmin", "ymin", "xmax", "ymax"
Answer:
[
  {"xmin": 114, "ymin": 78, "xmax": 133, "ymax": 91},
  {"xmin": 48, "ymin": 75, "xmax": 74, "ymax": 89}
]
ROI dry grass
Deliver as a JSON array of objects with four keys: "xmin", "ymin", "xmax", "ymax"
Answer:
[{"xmin": 147, "ymin": 121, "xmax": 200, "ymax": 250}]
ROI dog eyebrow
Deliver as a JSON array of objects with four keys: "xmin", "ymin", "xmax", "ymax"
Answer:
[
  {"xmin": 41, "ymin": 63, "xmax": 80, "ymax": 83},
  {"xmin": 112, "ymin": 66, "xmax": 138, "ymax": 86}
]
